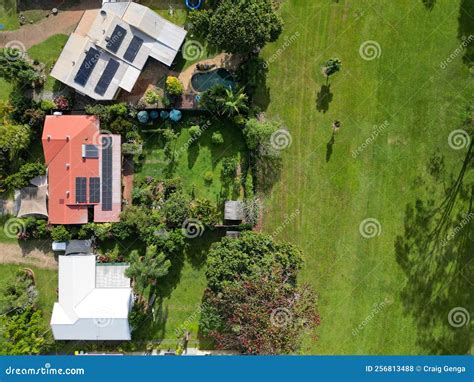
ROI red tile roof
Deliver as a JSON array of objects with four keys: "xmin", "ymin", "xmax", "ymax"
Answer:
[{"xmin": 42, "ymin": 115, "xmax": 121, "ymax": 224}]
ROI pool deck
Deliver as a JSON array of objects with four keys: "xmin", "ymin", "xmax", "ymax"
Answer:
[{"xmin": 178, "ymin": 53, "xmax": 242, "ymax": 93}]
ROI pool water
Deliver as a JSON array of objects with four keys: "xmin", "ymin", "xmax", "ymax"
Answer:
[{"xmin": 191, "ymin": 68, "xmax": 236, "ymax": 92}]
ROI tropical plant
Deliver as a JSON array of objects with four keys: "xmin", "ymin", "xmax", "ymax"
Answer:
[
  {"xmin": 166, "ymin": 76, "xmax": 184, "ymax": 96},
  {"xmin": 323, "ymin": 58, "xmax": 342, "ymax": 77},
  {"xmin": 4, "ymin": 162, "xmax": 46, "ymax": 190},
  {"xmin": 144, "ymin": 89, "xmax": 161, "ymax": 104},
  {"xmin": 125, "ymin": 245, "xmax": 171, "ymax": 291},
  {"xmin": 50, "ymin": 225, "xmax": 71, "ymax": 242},
  {"xmin": 211, "ymin": 131, "xmax": 224, "ymax": 145},
  {"xmin": 218, "ymin": 88, "xmax": 249, "ymax": 116}
]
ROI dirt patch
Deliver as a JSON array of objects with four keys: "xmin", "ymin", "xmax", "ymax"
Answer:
[{"xmin": 0, "ymin": 241, "xmax": 57, "ymax": 269}]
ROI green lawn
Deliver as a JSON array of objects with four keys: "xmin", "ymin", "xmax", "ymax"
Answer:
[
  {"xmin": 0, "ymin": 264, "xmax": 57, "ymax": 327},
  {"xmin": 0, "ymin": 78, "xmax": 13, "ymax": 101},
  {"xmin": 259, "ymin": 0, "xmax": 473, "ymax": 354},
  {"xmin": 0, "ymin": 0, "xmax": 19, "ymax": 30},
  {"xmin": 138, "ymin": 117, "xmax": 247, "ymax": 204},
  {"xmin": 27, "ymin": 34, "xmax": 69, "ymax": 93}
]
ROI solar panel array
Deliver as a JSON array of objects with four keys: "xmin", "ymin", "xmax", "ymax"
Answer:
[
  {"xmin": 74, "ymin": 48, "xmax": 100, "ymax": 86},
  {"xmin": 75, "ymin": 177, "xmax": 87, "ymax": 203},
  {"xmin": 123, "ymin": 36, "xmax": 143, "ymax": 63},
  {"xmin": 101, "ymin": 137, "xmax": 113, "ymax": 211},
  {"xmin": 89, "ymin": 177, "xmax": 101, "ymax": 204},
  {"xmin": 83, "ymin": 144, "xmax": 99, "ymax": 158},
  {"xmin": 94, "ymin": 58, "xmax": 120, "ymax": 96},
  {"xmin": 106, "ymin": 25, "xmax": 127, "ymax": 53}
]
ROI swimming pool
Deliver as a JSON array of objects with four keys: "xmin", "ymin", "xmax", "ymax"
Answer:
[{"xmin": 191, "ymin": 68, "xmax": 236, "ymax": 93}]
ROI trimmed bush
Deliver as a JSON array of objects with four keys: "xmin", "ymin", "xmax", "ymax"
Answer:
[{"xmin": 211, "ymin": 131, "xmax": 224, "ymax": 145}]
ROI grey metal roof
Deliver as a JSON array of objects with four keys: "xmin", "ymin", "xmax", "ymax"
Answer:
[
  {"xmin": 65, "ymin": 240, "xmax": 93, "ymax": 256},
  {"xmin": 224, "ymin": 201, "xmax": 244, "ymax": 221}
]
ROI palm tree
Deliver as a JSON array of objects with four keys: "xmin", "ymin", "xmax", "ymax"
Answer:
[
  {"xmin": 125, "ymin": 245, "xmax": 171, "ymax": 292},
  {"xmin": 218, "ymin": 88, "xmax": 249, "ymax": 117}
]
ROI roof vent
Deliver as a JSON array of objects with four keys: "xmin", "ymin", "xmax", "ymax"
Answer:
[
  {"xmin": 100, "ymin": 9, "xmax": 107, "ymax": 17},
  {"xmin": 53, "ymin": 111, "xmax": 62, "ymax": 116},
  {"xmin": 66, "ymin": 191, "xmax": 70, "ymax": 198},
  {"xmin": 65, "ymin": 163, "xmax": 70, "ymax": 169},
  {"xmin": 47, "ymin": 135, "xmax": 51, "ymax": 141},
  {"xmin": 66, "ymin": 135, "xmax": 70, "ymax": 142}
]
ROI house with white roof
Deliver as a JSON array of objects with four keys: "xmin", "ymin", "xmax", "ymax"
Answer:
[
  {"xmin": 51, "ymin": 1, "xmax": 187, "ymax": 100},
  {"xmin": 51, "ymin": 241, "xmax": 133, "ymax": 340}
]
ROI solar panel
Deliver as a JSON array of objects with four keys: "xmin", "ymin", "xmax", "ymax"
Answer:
[
  {"xmin": 106, "ymin": 25, "xmax": 127, "ymax": 53},
  {"xmin": 75, "ymin": 177, "xmax": 87, "ymax": 203},
  {"xmin": 82, "ymin": 144, "xmax": 99, "ymax": 159},
  {"xmin": 89, "ymin": 177, "xmax": 101, "ymax": 204},
  {"xmin": 101, "ymin": 137, "xmax": 113, "ymax": 211},
  {"xmin": 94, "ymin": 58, "xmax": 120, "ymax": 96},
  {"xmin": 123, "ymin": 36, "xmax": 143, "ymax": 62},
  {"xmin": 74, "ymin": 48, "xmax": 100, "ymax": 86}
]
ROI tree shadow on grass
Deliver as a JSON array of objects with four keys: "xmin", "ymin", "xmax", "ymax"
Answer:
[
  {"xmin": 326, "ymin": 133, "xmax": 335, "ymax": 162},
  {"xmin": 458, "ymin": 0, "xmax": 474, "ymax": 67},
  {"xmin": 422, "ymin": 0, "xmax": 436, "ymax": 11},
  {"xmin": 316, "ymin": 84, "xmax": 333, "ymax": 113},
  {"xmin": 395, "ymin": 143, "xmax": 473, "ymax": 354}
]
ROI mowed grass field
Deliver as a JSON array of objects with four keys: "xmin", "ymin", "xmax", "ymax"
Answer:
[{"xmin": 259, "ymin": 0, "xmax": 473, "ymax": 354}]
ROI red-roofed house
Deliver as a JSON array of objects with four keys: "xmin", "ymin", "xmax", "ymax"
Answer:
[{"xmin": 42, "ymin": 115, "xmax": 122, "ymax": 225}]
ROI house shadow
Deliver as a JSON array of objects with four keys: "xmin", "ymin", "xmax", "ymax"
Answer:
[
  {"xmin": 316, "ymin": 84, "xmax": 333, "ymax": 113},
  {"xmin": 395, "ymin": 145, "xmax": 473, "ymax": 354}
]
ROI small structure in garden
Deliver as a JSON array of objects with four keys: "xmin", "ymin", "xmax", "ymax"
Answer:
[
  {"xmin": 224, "ymin": 200, "xmax": 244, "ymax": 223},
  {"xmin": 64, "ymin": 240, "xmax": 93, "ymax": 256},
  {"xmin": 226, "ymin": 231, "xmax": 241, "ymax": 238},
  {"xmin": 15, "ymin": 176, "xmax": 48, "ymax": 219},
  {"xmin": 51, "ymin": 251, "xmax": 132, "ymax": 341},
  {"xmin": 50, "ymin": 1, "xmax": 187, "ymax": 100}
]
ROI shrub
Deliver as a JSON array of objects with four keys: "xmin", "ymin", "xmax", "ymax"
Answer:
[
  {"xmin": 4, "ymin": 162, "xmax": 46, "ymax": 190},
  {"xmin": 145, "ymin": 89, "xmax": 161, "ymax": 104},
  {"xmin": 166, "ymin": 76, "xmax": 184, "ymax": 96},
  {"xmin": 137, "ymin": 111, "xmax": 149, "ymax": 124},
  {"xmin": 53, "ymin": 96, "xmax": 69, "ymax": 110},
  {"xmin": 189, "ymin": 125, "xmax": 201, "ymax": 139},
  {"xmin": 50, "ymin": 225, "xmax": 71, "ymax": 242},
  {"xmin": 40, "ymin": 99, "xmax": 55, "ymax": 111},
  {"xmin": 211, "ymin": 132, "xmax": 224, "ymax": 145},
  {"xmin": 221, "ymin": 156, "xmax": 238, "ymax": 178},
  {"xmin": 204, "ymin": 171, "xmax": 213, "ymax": 183}
]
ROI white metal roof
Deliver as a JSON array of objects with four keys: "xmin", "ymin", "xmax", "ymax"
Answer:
[
  {"xmin": 51, "ymin": 254, "xmax": 132, "ymax": 340},
  {"xmin": 50, "ymin": 1, "xmax": 187, "ymax": 101}
]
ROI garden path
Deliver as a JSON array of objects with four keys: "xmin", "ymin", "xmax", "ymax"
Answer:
[
  {"xmin": 0, "ymin": 0, "xmax": 100, "ymax": 49},
  {"xmin": 0, "ymin": 242, "xmax": 57, "ymax": 269}
]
